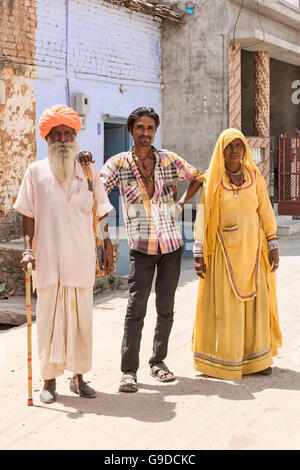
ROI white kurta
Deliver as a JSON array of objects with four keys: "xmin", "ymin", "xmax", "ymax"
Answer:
[
  {"xmin": 14, "ymin": 159, "xmax": 113, "ymax": 290},
  {"xmin": 14, "ymin": 158, "xmax": 113, "ymax": 378}
]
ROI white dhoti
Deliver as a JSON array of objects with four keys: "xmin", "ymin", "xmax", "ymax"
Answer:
[{"xmin": 36, "ymin": 284, "xmax": 93, "ymax": 380}]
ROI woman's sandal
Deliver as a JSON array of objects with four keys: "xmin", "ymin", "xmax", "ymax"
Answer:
[
  {"xmin": 119, "ymin": 373, "xmax": 138, "ymax": 393},
  {"xmin": 150, "ymin": 363, "xmax": 176, "ymax": 383},
  {"xmin": 258, "ymin": 367, "xmax": 272, "ymax": 376}
]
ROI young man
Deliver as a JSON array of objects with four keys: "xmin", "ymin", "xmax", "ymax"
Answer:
[
  {"xmin": 80, "ymin": 107, "xmax": 204, "ymax": 392},
  {"xmin": 14, "ymin": 104, "xmax": 114, "ymax": 403}
]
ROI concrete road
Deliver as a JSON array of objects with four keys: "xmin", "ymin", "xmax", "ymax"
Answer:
[{"xmin": 0, "ymin": 237, "xmax": 299, "ymax": 450}]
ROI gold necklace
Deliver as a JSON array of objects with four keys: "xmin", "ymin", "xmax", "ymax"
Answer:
[
  {"xmin": 225, "ymin": 165, "xmax": 243, "ymax": 177},
  {"xmin": 226, "ymin": 171, "xmax": 245, "ymax": 199}
]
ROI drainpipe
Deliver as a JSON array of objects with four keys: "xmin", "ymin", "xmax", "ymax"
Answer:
[{"xmin": 65, "ymin": 0, "xmax": 71, "ymax": 106}]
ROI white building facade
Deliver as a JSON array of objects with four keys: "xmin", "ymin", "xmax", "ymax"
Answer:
[{"xmin": 35, "ymin": 0, "xmax": 163, "ymax": 168}]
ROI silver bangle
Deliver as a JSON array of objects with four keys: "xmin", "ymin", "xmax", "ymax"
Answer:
[
  {"xmin": 193, "ymin": 241, "xmax": 203, "ymax": 258},
  {"xmin": 268, "ymin": 240, "xmax": 279, "ymax": 251},
  {"xmin": 22, "ymin": 249, "xmax": 35, "ymax": 256}
]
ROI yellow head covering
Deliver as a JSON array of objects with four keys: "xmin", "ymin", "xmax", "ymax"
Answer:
[{"xmin": 202, "ymin": 128, "xmax": 264, "ymax": 259}]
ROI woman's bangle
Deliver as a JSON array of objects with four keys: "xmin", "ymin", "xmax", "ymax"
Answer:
[
  {"xmin": 268, "ymin": 240, "xmax": 279, "ymax": 251},
  {"xmin": 193, "ymin": 241, "xmax": 203, "ymax": 258}
]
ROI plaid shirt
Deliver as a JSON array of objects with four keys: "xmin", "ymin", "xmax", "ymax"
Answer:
[{"xmin": 100, "ymin": 147, "xmax": 203, "ymax": 255}]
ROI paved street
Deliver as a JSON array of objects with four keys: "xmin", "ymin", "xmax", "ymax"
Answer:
[{"xmin": 0, "ymin": 236, "xmax": 299, "ymax": 450}]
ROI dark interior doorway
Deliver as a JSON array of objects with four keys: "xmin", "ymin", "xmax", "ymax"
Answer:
[{"xmin": 104, "ymin": 118, "xmax": 132, "ymax": 221}]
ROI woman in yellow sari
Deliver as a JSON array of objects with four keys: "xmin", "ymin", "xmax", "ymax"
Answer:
[{"xmin": 192, "ymin": 128, "xmax": 282, "ymax": 380}]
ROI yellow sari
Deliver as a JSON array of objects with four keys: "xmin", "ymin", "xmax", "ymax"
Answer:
[{"xmin": 192, "ymin": 129, "xmax": 282, "ymax": 380}]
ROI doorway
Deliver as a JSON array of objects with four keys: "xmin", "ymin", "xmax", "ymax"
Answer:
[{"xmin": 104, "ymin": 118, "xmax": 132, "ymax": 222}]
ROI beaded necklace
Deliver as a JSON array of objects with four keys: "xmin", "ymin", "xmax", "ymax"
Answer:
[
  {"xmin": 225, "ymin": 166, "xmax": 245, "ymax": 199},
  {"xmin": 132, "ymin": 146, "xmax": 156, "ymax": 184}
]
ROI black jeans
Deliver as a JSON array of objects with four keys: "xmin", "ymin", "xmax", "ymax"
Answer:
[{"xmin": 121, "ymin": 245, "xmax": 184, "ymax": 374}]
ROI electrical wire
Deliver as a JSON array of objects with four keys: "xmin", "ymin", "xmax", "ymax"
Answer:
[
  {"xmin": 243, "ymin": 0, "xmax": 266, "ymax": 49},
  {"xmin": 256, "ymin": 0, "xmax": 265, "ymax": 39},
  {"xmin": 232, "ymin": 0, "xmax": 266, "ymax": 50},
  {"xmin": 65, "ymin": 0, "xmax": 71, "ymax": 106},
  {"xmin": 232, "ymin": 0, "xmax": 245, "ymax": 50}
]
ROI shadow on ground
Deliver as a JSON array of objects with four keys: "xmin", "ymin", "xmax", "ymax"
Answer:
[{"xmin": 33, "ymin": 367, "xmax": 300, "ymax": 423}]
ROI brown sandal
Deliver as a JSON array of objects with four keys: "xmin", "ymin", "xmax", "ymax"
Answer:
[
  {"xmin": 150, "ymin": 363, "xmax": 175, "ymax": 382},
  {"xmin": 119, "ymin": 373, "xmax": 138, "ymax": 393}
]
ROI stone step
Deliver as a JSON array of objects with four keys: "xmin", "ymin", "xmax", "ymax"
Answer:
[
  {"xmin": 277, "ymin": 220, "xmax": 300, "ymax": 236},
  {"xmin": 0, "ymin": 295, "xmax": 36, "ymax": 326},
  {"xmin": 273, "ymin": 203, "xmax": 300, "ymax": 235}
]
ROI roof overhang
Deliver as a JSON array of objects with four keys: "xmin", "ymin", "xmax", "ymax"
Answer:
[
  {"xmin": 236, "ymin": 29, "xmax": 300, "ymax": 67},
  {"xmin": 231, "ymin": 0, "xmax": 300, "ymax": 31},
  {"xmin": 102, "ymin": 0, "xmax": 185, "ymax": 23}
]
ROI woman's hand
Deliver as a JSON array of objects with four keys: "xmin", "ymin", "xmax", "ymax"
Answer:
[
  {"xmin": 194, "ymin": 256, "xmax": 206, "ymax": 279},
  {"xmin": 77, "ymin": 151, "xmax": 95, "ymax": 165},
  {"xmin": 269, "ymin": 248, "xmax": 279, "ymax": 272}
]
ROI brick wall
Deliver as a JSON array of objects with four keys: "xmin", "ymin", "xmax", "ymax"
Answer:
[
  {"xmin": 36, "ymin": 0, "xmax": 162, "ymax": 83},
  {"xmin": 0, "ymin": 0, "xmax": 162, "ymax": 240},
  {"xmin": 229, "ymin": 40, "xmax": 241, "ymax": 130},
  {"xmin": 0, "ymin": 0, "xmax": 36, "ymax": 66},
  {"xmin": 254, "ymin": 51, "xmax": 270, "ymax": 137}
]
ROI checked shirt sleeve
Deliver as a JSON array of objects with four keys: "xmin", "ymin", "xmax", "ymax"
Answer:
[
  {"xmin": 175, "ymin": 155, "xmax": 203, "ymax": 183},
  {"xmin": 99, "ymin": 157, "xmax": 119, "ymax": 195}
]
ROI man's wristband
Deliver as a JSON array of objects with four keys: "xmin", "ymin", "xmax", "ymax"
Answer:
[
  {"xmin": 99, "ymin": 216, "xmax": 110, "ymax": 240},
  {"xmin": 22, "ymin": 249, "xmax": 35, "ymax": 256}
]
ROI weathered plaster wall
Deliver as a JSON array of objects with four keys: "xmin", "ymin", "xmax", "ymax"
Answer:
[
  {"xmin": 161, "ymin": 0, "xmax": 229, "ymax": 179},
  {"xmin": 0, "ymin": 1, "xmax": 36, "ymax": 241},
  {"xmin": 0, "ymin": 66, "xmax": 36, "ymax": 218}
]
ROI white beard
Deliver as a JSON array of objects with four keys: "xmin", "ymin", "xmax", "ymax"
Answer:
[{"xmin": 48, "ymin": 138, "xmax": 79, "ymax": 184}]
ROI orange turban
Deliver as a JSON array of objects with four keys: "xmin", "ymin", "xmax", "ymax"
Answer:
[{"xmin": 39, "ymin": 104, "xmax": 82, "ymax": 140}]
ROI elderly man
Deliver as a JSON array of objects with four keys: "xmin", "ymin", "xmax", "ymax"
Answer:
[
  {"xmin": 80, "ymin": 106, "xmax": 204, "ymax": 393},
  {"xmin": 14, "ymin": 104, "xmax": 114, "ymax": 404}
]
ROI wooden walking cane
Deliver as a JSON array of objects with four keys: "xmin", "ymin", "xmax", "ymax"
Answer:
[
  {"xmin": 81, "ymin": 163, "xmax": 106, "ymax": 276},
  {"xmin": 26, "ymin": 262, "xmax": 33, "ymax": 406}
]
